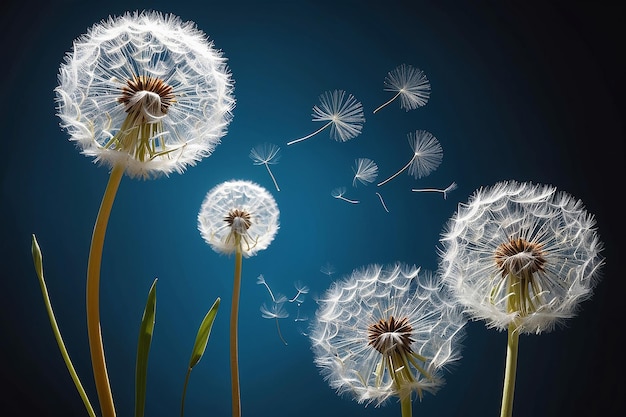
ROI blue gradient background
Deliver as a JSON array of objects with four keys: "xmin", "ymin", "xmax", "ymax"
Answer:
[{"xmin": 1, "ymin": 1, "xmax": 623, "ymax": 416}]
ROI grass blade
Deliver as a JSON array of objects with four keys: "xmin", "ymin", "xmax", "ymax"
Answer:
[
  {"xmin": 31, "ymin": 234, "xmax": 97, "ymax": 417},
  {"xmin": 181, "ymin": 297, "xmax": 220, "ymax": 417},
  {"xmin": 135, "ymin": 278, "xmax": 157, "ymax": 417}
]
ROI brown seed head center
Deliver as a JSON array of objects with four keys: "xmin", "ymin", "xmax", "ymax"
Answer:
[
  {"xmin": 495, "ymin": 237, "xmax": 546, "ymax": 277},
  {"xmin": 224, "ymin": 209, "xmax": 252, "ymax": 231},
  {"xmin": 368, "ymin": 316, "xmax": 414, "ymax": 355},
  {"xmin": 119, "ymin": 75, "xmax": 174, "ymax": 115}
]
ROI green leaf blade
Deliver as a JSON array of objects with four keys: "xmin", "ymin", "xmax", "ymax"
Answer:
[
  {"xmin": 135, "ymin": 278, "xmax": 158, "ymax": 417},
  {"xmin": 189, "ymin": 297, "xmax": 220, "ymax": 369}
]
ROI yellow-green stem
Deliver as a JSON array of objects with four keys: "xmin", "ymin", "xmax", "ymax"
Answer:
[
  {"xmin": 400, "ymin": 393, "xmax": 412, "ymax": 417},
  {"xmin": 230, "ymin": 246, "xmax": 243, "ymax": 417},
  {"xmin": 87, "ymin": 162, "xmax": 124, "ymax": 417},
  {"xmin": 500, "ymin": 323, "xmax": 520, "ymax": 417}
]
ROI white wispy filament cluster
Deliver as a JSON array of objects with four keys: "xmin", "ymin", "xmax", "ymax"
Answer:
[
  {"xmin": 197, "ymin": 180, "xmax": 279, "ymax": 257},
  {"xmin": 310, "ymin": 263, "xmax": 466, "ymax": 406},
  {"xmin": 55, "ymin": 11, "xmax": 235, "ymax": 179}
]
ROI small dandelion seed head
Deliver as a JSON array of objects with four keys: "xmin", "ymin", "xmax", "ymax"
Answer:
[{"xmin": 198, "ymin": 180, "xmax": 279, "ymax": 257}]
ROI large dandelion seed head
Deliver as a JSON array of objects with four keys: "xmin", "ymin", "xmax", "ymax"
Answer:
[
  {"xmin": 438, "ymin": 180, "xmax": 605, "ymax": 334},
  {"xmin": 310, "ymin": 263, "xmax": 466, "ymax": 406},
  {"xmin": 55, "ymin": 10, "xmax": 236, "ymax": 179},
  {"xmin": 198, "ymin": 180, "xmax": 279, "ymax": 257}
]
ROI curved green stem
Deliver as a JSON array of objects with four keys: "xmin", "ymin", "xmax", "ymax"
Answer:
[
  {"xmin": 31, "ymin": 235, "xmax": 97, "ymax": 417},
  {"xmin": 500, "ymin": 324, "xmax": 520, "ymax": 417},
  {"xmin": 180, "ymin": 367, "xmax": 192, "ymax": 417},
  {"xmin": 87, "ymin": 162, "xmax": 125, "ymax": 417},
  {"xmin": 230, "ymin": 246, "xmax": 243, "ymax": 417}
]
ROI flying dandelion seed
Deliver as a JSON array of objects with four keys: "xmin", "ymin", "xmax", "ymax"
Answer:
[
  {"xmin": 256, "ymin": 274, "xmax": 277, "ymax": 302},
  {"xmin": 287, "ymin": 90, "xmax": 365, "ymax": 146},
  {"xmin": 331, "ymin": 187, "xmax": 359, "ymax": 204},
  {"xmin": 260, "ymin": 301, "xmax": 289, "ymax": 346},
  {"xmin": 412, "ymin": 182, "xmax": 458, "ymax": 199},
  {"xmin": 288, "ymin": 281, "xmax": 310, "ymax": 303},
  {"xmin": 375, "ymin": 192, "xmax": 390, "ymax": 212},
  {"xmin": 373, "ymin": 64, "xmax": 431, "ymax": 114},
  {"xmin": 320, "ymin": 262, "xmax": 337, "ymax": 277},
  {"xmin": 352, "ymin": 158, "xmax": 379, "ymax": 187},
  {"xmin": 250, "ymin": 143, "xmax": 281, "ymax": 192},
  {"xmin": 377, "ymin": 130, "xmax": 443, "ymax": 187}
]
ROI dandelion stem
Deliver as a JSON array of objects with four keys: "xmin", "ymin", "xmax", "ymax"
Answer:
[
  {"xmin": 400, "ymin": 392, "xmax": 412, "ymax": 417},
  {"xmin": 377, "ymin": 154, "xmax": 417, "ymax": 187},
  {"xmin": 287, "ymin": 121, "xmax": 332, "ymax": 145},
  {"xmin": 230, "ymin": 245, "xmax": 243, "ymax": 417},
  {"xmin": 86, "ymin": 162, "xmax": 124, "ymax": 417},
  {"xmin": 264, "ymin": 163, "xmax": 280, "ymax": 192},
  {"xmin": 373, "ymin": 90, "xmax": 402, "ymax": 114},
  {"xmin": 500, "ymin": 323, "xmax": 520, "ymax": 417}
]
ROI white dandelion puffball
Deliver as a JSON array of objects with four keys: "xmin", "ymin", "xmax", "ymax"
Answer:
[
  {"xmin": 55, "ymin": 10, "xmax": 236, "ymax": 179},
  {"xmin": 198, "ymin": 180, "xmax": 279, "ymax": 257},
  {"xmin": 439, "ymin": 180, "xmax": 605, "ymax": 334},
  {"xmin": 310, "ymin": 263, "xmax": 466, "ymax": 406}
]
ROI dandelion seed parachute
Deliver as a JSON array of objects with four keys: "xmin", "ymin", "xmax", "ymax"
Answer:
[
  {"xmin": 377, "ymin": 130, "xmax": 443, "ymax": 187},
  {"xmin": 250, "ymin": 143, "xmax": 281, "ymax": 191},
  {"xmin": 352, "ymin": 158, "xmax": 379, "ymax": 187},
  {"xmin": 320, "ymin": 262, "xmax": 337, "ymax": 277},
  {"xmin": 55, "ymin": 10, "xmax": 236, "ymax": 179},
  {"xmin": 331, "ymin": 187, "xmax": 359, "ymax": 204},
  {"xmin": 310, "ymin": 263, "xmax": 466, "ymax": 407},
  {"xmin": 373, "ymin": 64, "xmax": 431, "ymax": 114},
  {"xmin": 287, "ymin": 90, "xmax": 365, "ymax": 145}
]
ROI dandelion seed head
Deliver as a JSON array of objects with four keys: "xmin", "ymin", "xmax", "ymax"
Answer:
[
  {"xmin": 198, "ymin": 180, "xmax": 279, "ymax": 257},
  {"xmin": 310, "ymin": 263, "xmax": 466, "ymax": 406},
  {"xmin": 56, "ymin": 10, "xmax": 235, "ymax": 179},
  {"xmin": 439, "ymin": 180, "xmax": 605, "ymax": 334}
]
